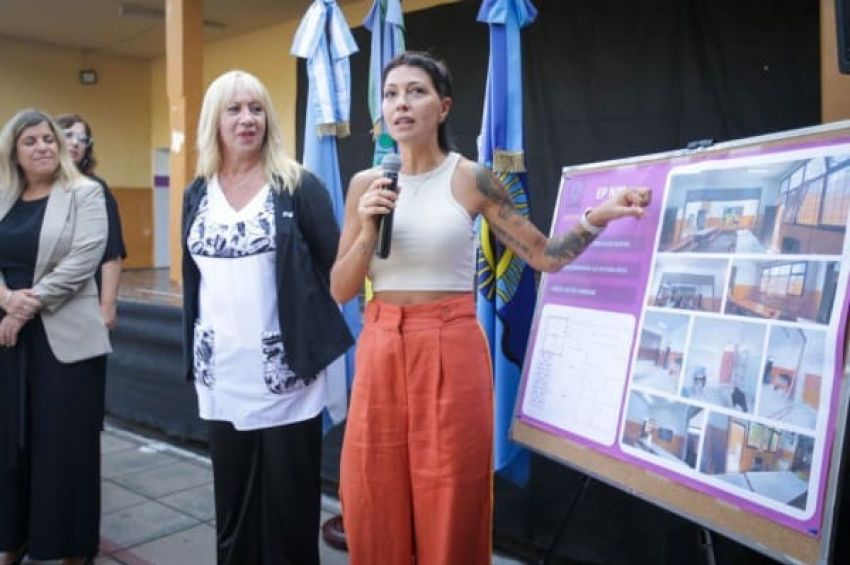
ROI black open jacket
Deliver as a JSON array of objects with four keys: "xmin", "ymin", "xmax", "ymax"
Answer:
[{"xmin": 181, "ymin": 170, "xmax": 354, "ymax": 383}]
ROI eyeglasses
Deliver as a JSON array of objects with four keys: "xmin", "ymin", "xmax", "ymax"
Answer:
[{"xmin": 63, "ymin": 130, "xmax": 92, "ymax": 146}]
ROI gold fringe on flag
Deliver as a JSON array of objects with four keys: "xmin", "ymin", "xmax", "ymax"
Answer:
[
  {"xmin": 316, "ymin": 121, "xmax": 351, "ymax": 138},
  {"xmin": 316, "ymin": 123, "xmax": 338, "ymax": 137},
  {"xmin": 492, "ymin": 149, "xmax": 526, "ymax": 174}
]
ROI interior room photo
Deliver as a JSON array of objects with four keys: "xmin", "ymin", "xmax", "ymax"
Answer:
[
  {"xmin": 622, "ymin": 392, "xmax": 705, "ymax": 469},
  {"xmin": 682, "ymin": 318, "xmax": 766, "ymax": 413},
  {"xmin": 756, "ymin": 327, "xmax": 826, "ymax": 430},
  {"xmin": 700, "ymin": 414, "xmax": 813, "ymax": 510},
  {"xmin": 647, "ymin": 256, "xmax": 728, "ymax": 313},
  {"xmin": 725, "ymin": 259, "xmax": 839, "ymax": 325},
  {"xmin": 633, "ymin": 311, "xmax": 690, "ymax": 394},
  {"xmin": 658, "ymin": 152, "xmax": 850, "ymax": 255}
]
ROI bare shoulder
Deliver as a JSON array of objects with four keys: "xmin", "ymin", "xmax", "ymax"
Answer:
[{"xmin": 348, "ymin": 167, "xmax": 382, "ymax": 198}]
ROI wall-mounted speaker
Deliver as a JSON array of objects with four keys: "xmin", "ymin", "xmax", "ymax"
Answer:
[{"xmin": 838, "ymin": 0, "xmax": 850, "ymax": 73}]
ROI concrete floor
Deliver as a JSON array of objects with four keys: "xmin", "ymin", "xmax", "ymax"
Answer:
[{"xmin": 20, "ymin": 424, "xmax": 524, "ymax": 565}]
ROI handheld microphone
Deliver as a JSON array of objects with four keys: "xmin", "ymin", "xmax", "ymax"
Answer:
[{"xmin": 376, "ymin": 153, "xmax": 401, "ymax": 259}]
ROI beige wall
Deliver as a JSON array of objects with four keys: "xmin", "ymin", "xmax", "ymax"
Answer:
[
  {"xmin": 821, "ymin": 0, "xmax": 850, "ymax": 121},
  {"xmin": 150, "ymin": 0, "xmax": 458, "ymax": 157},
  {"xmin": 149, "ymin": 57, "xmax": 169, "ymax": 157},
  {"xmin": 0, "ymin": 36, "xmax": 151, "ymax": 188},
  {"xmin": 4, "ymin": 0, "xmax": 842, "ymax": 187},
  {"xmin": 149, "ymin": 21, "xmax": 301, "ymax": 156}
]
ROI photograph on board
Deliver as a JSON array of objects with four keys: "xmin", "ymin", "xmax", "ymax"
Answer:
[
  {"xmin": 725, "ymin": 259, "xmax": 840, "ymax": 325},
  {"xmin": 756, "ymin": 327, "xmax": 827, "ymax": 430},
  {"xmin": 647, "ymin": 256, "xmax": 728, "ymax": 313},
  {"xmin": 621, "ymin": 391, "xmax": 704, "ymax": 469},
  {"xmin": 658, "ymin": 152, "xmax": 850, "ymax": 255},
  {"xmin": 632, "ymin": 311, "xmax": 690, "ymax": 394},
  {"xmin": 681, "ymin": 317, "xmax": 766, "ymax": 413},
  {"xmin": 700, "ymin": 413, "xmax": 813, "ymax": 510}
]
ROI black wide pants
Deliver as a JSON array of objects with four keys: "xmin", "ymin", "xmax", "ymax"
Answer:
[
  {"xmin": 208, "ymin": 414, "xmax": 323, "ymax": 565},
  {"xmin": 0, "ymin": 316, "xmax": 105, "ymax": 560}
]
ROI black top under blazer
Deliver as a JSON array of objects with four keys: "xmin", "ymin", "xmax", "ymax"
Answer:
[{"xmin": 181, "ymin": 170, "xmax": 354, "ymax": 383}]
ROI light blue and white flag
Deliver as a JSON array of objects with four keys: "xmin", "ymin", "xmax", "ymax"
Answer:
[
  {"xmin": 292, "ymin": 0, "xmax": 360, "ymax": 425},
  {"xmin": 363, "ymin": 0, "xmax": 405, "ymax": 166}
]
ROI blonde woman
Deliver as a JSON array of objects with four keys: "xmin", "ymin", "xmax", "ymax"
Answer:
[
  {"xmin": 0, "ymin": 109, "xmax": 108, "ymax": 565},
  {"xmin": 181, "ymin": 70, "xmax": 353, "ymax": 565}
]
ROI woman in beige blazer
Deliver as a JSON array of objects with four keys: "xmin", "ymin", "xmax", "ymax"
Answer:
[{"xmin": 0, "ymin": 109, "xmax": 109, "ymax": 565}]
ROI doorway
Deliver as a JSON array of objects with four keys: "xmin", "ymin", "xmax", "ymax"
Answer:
[{"xmin": 153, "ymin": 148, "xmax": 170, "ymax": 268}]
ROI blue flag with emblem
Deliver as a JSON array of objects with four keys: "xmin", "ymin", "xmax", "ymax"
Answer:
[
  {"xmin": 292, "ymin": 0, "xmax": 360, "ymax": 426},
  {"xmin": 476, "ymin": 0, "xmax": 537, "ymax": 485},
  {"xmin": 364, "ymin": 0, "xmax": 405, "ymax": 166}
]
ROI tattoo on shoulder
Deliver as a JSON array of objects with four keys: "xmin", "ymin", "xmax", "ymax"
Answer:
[
  {"xmin": 474, "ymin": 165, "xmax": 515, "ymax": 220},
  {"xmin": 544, "ymin": 227, "xmax": 597, "ymax": 262}
]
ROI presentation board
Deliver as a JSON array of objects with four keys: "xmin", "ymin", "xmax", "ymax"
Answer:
[{"xmin": 513, "ymin": 121, "xmax": 850, "ymax": 564}]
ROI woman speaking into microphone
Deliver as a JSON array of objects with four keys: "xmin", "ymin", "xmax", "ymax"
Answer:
[{"xmin": 331, "ymin": 51, "xmax": 651, "ymax": 565}]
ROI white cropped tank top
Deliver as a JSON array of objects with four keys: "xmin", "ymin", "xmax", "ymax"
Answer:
[{"xmin": 369, "ymin": 152, "xmax": 475, "ymax": 292}]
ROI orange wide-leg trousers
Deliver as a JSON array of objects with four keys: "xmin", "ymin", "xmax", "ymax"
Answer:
[{"xmin": 340, "ymin": 294, "xmax": 493, "ymax": 565}]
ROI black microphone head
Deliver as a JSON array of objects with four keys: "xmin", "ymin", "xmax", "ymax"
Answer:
[{"xmin": 381, "ymin": 152, "xmax": 401, "ymax": 174}]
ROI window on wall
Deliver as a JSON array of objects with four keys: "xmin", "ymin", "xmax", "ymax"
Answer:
[
  {"xmin": 822, "ymin": 167, "xmax": 850, "ymax": 227},
  {"xmin": 782, "ymin": 162, "xmax": 807, "ymax": 223},
  {"xmin": 797, "ymin": 178, "xmax": 823, "ymax": 226},
  {"xmin": 789, "ymin": 165, "xmax": 805, "ymax": 190},
  {"xmin": 782, "ymin": 187, "xmax": 804, "ymax": 223},
  {"xmin": 788, "ymin": 262, "xmax": 807, "ymax": 296},
  {"xmin": 804, "ymin": 157, "xmax": 826, "ymax": 180},
  {"xmin": 760, "ymin": 262, "xmax": 808, "ymax": 297},
  {"xmin": 780, "ymin": 158, "xmax": 850, "ymax": 229},
  {"xmin": 826, "ymin": 154, "xmax": 850, "ymax": 168}
]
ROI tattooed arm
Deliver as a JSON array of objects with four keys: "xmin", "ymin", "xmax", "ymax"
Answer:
[
  {"xmin": 471, "ymin": 162, "xmax": 650, "ymax": 272},
  {"xmin": 330, "ymin": 168, "xmax": 394, "ymax": 302}
]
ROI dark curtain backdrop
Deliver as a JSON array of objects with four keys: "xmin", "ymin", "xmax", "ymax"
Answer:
[
  {"xmin": 300, "ymin": 0, "xmax": 821, "ymax": 562},
  {"xmin": 298, "ymin": 0, "xmax": 819, "ymax": 231}
]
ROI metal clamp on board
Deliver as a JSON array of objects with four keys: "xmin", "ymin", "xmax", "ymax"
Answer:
[{"xmin": 685, "ymin": 138, "xmax": 715, "ymax": 151}]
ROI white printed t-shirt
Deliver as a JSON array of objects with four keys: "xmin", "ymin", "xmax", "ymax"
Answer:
[{"xmin": 187, "ymin": 177, "xmax": 326, "ymax": 430}]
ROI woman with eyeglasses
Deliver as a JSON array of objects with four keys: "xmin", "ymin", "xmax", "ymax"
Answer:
[{"xmin": 55, "ymin": 114, "xmax": 126, "ymax": 330}]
